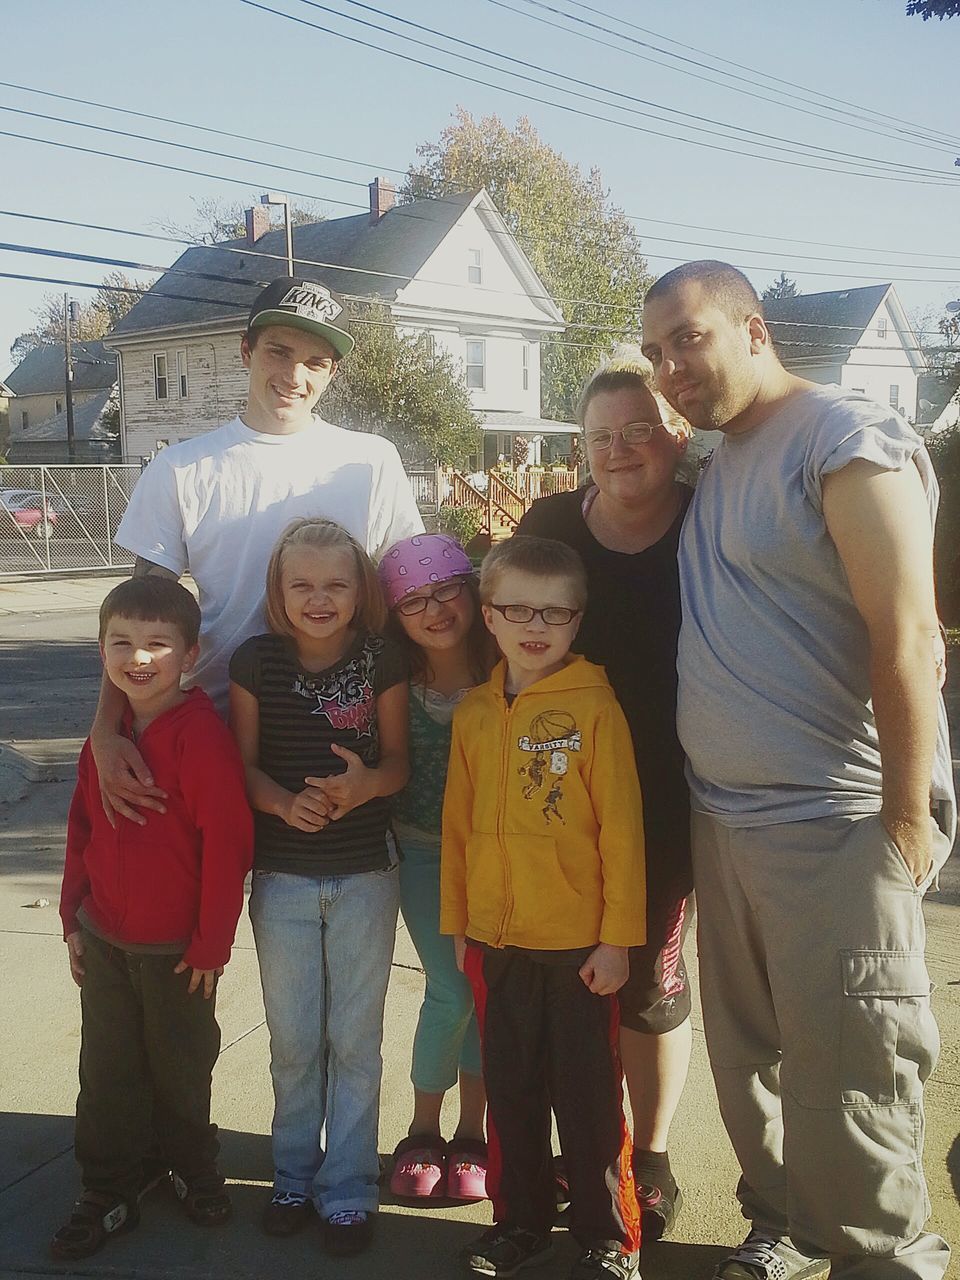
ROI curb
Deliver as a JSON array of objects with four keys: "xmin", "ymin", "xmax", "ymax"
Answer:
[{"xmin": 0, "ymin": 739, "xmax": 82, "ymax": 783}]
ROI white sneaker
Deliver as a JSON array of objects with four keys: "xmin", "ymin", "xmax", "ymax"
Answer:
[{"xmin": 714, "ymin": 1231, "xmax": 830, "ymax": 1280}]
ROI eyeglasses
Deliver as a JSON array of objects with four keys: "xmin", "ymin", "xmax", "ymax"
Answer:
[
  {"xmin": 395, "ymin": 579, "xmax": 466, "ymax": 616},
  {"xmin": 488, "ymin": 603, "xmax": 580, "ymax": 626},
  {"xmin": 584, "ymin": 422, "xmax": 660, "ymax": 450}
]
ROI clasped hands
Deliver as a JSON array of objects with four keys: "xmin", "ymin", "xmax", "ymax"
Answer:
[{"xmin": 284, "ymin": 744, "xmax": 374, "ymax": 832}]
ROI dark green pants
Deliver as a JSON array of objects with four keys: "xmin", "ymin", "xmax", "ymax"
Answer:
[{"xmin": 75, "ymin": 929, "xmax": 221, "ymax": 1201}]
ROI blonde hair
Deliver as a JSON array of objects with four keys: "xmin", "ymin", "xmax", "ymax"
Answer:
[
  {"xmin": 480, "ymin": 536, "xmax": 588, "ymax": 611},
  {"xmin": 576, "ymin": 344, "xmax": 690, "ymax": 440},
  {"xmin": 264, "ymin": 518, "xmax": 387, "ymax": 637}
]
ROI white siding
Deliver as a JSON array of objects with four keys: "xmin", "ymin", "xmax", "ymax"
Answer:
[
  {"xmin": 119, "ymin": 331, "xmax": 247, "ymax": 460},
  {"xmin": 842, "ymin": 299, "xmax": 918, "ymax": 420},
  {"xmin": 397, "ymin": 203, "xmax": 551, "ymax": 327}
]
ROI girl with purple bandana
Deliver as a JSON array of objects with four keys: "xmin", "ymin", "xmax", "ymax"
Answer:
[{"xmin": 378, "ymin": 535, "xmax": 495, "ymax": 1203}]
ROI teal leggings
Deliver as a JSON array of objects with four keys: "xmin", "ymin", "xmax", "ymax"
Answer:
[{"xmin": 397, "ymin": 831, "xmax": 482, "ymax": 1093}]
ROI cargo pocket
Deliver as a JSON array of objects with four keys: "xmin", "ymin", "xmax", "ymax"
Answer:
[{"xmin": 839, "ymin": 949, "xmax": 933, "ymax": 1106}]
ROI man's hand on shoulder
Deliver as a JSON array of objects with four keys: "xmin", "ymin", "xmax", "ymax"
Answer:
[{"xmin": 91, "ymin": 729, "xmax": 167, "ymax": 827}]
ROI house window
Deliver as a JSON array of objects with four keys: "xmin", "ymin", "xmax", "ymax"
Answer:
[
  {"xmin": 21, "ymin": 409, "xmax": 28, "ymax": 430},
  {"xmin": 154, "ymin": 353, "xmax": 169, "ymax": 401},
  {"xmin": 177, "ymin": 350, "xmax": 188, "ymax": 398},
  {"xmin": 522, "ymin": 343, "xmax": 530, "ymax": 392},
  {"xmin": 889, "ymin": 384, "xmax": 899, "ymax": 410},
  {"xmin": 466, "ymin": 339, "xmax": 486, "ymax": 390},
  {"xmin": 56, "ymin": 399, "xmax": 63, "ymax": 415},
  {"xmin": 468, "ymin": 249, "xmax": 483, "ymax": 285},
  {"xmin": 877, "ymin": 317, "xmax": 888, "ymax": 339}
]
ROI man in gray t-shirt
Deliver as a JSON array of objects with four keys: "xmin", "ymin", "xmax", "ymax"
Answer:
[{"xmin": 642, "ymin": 261, "xmax": 954, "ymax": 1280}]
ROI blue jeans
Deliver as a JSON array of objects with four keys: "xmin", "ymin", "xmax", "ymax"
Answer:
[
  {"xmin": 397, "ymin": 829, "xmax": 481, "ymax": 1091},
  {"xmin": 249, "ymin": 864, "xmax": 399, "ymax": 1217}
]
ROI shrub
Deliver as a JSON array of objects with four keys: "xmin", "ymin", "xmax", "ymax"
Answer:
[{"xmin": 438, "ymin": 503, "xmax": 483, "ymax": 546}]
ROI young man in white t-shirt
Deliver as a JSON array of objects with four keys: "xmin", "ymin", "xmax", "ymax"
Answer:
[{"xmin": 93, "ymin": 277, "xmax": 423, "ymax": 823}]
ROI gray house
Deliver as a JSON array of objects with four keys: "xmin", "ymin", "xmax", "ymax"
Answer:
[{"xmin": 4, "ymin": 342, "xmax": 119, "ymax": 452}]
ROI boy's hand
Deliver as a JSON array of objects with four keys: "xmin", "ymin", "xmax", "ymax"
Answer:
[
  {"xmin": 454, "ymin": 935, "xmax": 466, "ymax": 973},
  {"xmin": 174, "ymin": 960, "xmax": 223, "ymax": 999},
  {"xmin": 92, "ymin": 730, "xmax": 167, "ymax": 828},
  {"xmin": 283, "ymin": 785, "xmax": 331, "ymax": 833},
  {"xmin": 66, "ymin": 931, "xmax": 85, "ymax": 987},
  {"xmin": 306, "ymin": 744, "xmax": 375, "ymax": 820},
  {"xmin": 579, "ymin": 943, "xmax": 629, "ymax": 996}
]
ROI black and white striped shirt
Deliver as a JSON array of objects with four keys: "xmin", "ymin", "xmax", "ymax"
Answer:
[{"xmin": 229, "ymin": 631, "xmax": 406, "ymax": 877}]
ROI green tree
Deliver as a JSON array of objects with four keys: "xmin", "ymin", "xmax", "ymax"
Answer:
[
  {"xmin": 906, "ymin": 1, "xmax": 959, "ymax": 18},
  {"xmin": 9, "ymin": 272, "xmax": 149, "ymax": 363},
  {"xmin": 156, "ymin": 195, "xmax": 326, "ymax": 245},
  {"xmin": 762, "ymin": 272, "xmax": 800, "ymax": 301},
  {"xmin": 323, "ymin": 301, "xmax": 479, "ymax": 466},
  {"xmin": 403, "ymin": 110, "xmax": 650, "ymax": 421}
]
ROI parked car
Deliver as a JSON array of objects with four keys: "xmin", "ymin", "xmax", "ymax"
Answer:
[{"xmin": 0, "ymin": 490, "xmax": 58, "ymax": 539}]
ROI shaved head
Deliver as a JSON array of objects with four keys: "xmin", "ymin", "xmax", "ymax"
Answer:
[{"xmin": 645, "ymin": 261, "xmax": 760, "ymax": 325}]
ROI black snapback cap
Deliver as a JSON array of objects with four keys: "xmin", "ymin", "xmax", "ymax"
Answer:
[{"xmin": 247, "ymin": 277, "xmax": 355, "ymax": 359}]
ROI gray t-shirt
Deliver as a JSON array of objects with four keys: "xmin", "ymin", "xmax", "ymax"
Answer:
[{"xmin": 677, "ymin": 385, "xmax": 955, "ymax": 832}]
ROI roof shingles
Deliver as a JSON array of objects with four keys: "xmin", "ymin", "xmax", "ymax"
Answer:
[{"xmin": 110, "ymin": 193, "xmax": 479, "ymax": 338}]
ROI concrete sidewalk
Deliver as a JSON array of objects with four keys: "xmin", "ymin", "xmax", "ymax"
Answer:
[{"xmin": 1, "ymin": 577, "xmax": 958, "ymax": 1279}]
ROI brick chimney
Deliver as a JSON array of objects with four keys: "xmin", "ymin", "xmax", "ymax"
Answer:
[
  {"xmin": 245, "ymin": 205, "xmax": 271, "ymax": 245},
  {"xmin": 369, "ymin": 177, "xmax": 396, "ymax": 225}
]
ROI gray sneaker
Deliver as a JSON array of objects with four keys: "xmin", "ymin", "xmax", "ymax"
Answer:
[{"xmin": 714, "ymin": 1231, "xmax": 830, "ymax": 1280}]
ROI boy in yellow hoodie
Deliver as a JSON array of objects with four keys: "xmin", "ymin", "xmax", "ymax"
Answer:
[{"xmin": 441, "ymin": 536, "xmax": 646, "ymax": 1280}]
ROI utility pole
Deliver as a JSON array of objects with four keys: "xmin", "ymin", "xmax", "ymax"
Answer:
[
  {"xmin": 64, "ymin": 294, "xmax": 80, "ymax": 464},
  {"xmin": 261, "ymin": 193, "xmax": 293, "ymax": 274}
]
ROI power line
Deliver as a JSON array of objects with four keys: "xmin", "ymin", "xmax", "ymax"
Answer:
[
  {"xmin": 3, "ymin": 207, "xmax": 959, "ymax": 324},
  {"xmin": 329, "ymin": 0, "xmax": 957, "ymax": 178},
  {"xmin": 502, "ymin": 0, "xmax": 959, "ymax": 153},
  {"xmin": 5, "ymin": 78, "xmax": 959, "ymax": 264},
  {"xmin": 557, "ymin": 0, "xmax": 959, "ymax": 149},
  {"xmin": 1, "ymin": 250, "xmax": 954, "ymax": 357},
  {"xmin": 242, "ymin": 0, "xmax": 960, "ymax": 188}
]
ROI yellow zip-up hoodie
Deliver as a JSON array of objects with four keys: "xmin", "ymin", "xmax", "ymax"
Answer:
[{"xmin": 440, "ymin": 655, "xmax": 646, "ymax": 952}]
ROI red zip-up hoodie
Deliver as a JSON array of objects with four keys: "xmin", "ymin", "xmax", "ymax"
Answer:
[{"xmin": 60, "ymin": 688, "xmax": 254, "ymax": 971}]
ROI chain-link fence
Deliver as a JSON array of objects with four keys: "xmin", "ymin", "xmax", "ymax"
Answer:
[{"xmin": 0, "ymin": 464, "xmax": 141, "ymax": 578}]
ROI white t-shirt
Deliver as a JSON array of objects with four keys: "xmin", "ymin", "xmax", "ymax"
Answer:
[{"xmin": 116, "ymin": 415, "xmax": 424, "ymax": 710}]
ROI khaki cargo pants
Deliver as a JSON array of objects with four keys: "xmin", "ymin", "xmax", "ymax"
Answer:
[{"xmin": 693, "ymin": 810, "xmax": 952, "ymax": 1280}]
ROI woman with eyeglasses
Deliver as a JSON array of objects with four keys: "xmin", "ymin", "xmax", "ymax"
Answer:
[
  {"xmin": 516, "ymin": 351, "xmax": 696, "ymax": 1242},
  {"xmin": 377, "ymin": 535, "xmax": 496, "ymax": 1205}
]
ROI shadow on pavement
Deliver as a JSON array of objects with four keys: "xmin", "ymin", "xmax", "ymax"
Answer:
[
  {"xmin": 0, "ymin": 1114, "xmax": 733, "ymax": 1279},
  {"xmin": 948, "ymin": 1132, "xmax": 960, "ymax": 1206}
]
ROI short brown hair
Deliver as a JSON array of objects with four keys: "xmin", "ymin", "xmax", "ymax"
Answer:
[
  {"xmin": 264, "ymin": 518, "xmax": 386, "ymax": 637},
  {"xmin": 99, "ymin": 578, "xmax": 201, "ymax": 648},
  {"xmin": 644, "ymin": 260, "xmax": 760, "ymax": 325},
  {"xmin": 480, "ymin": 536, "xmax": 588, "ymax": 610}
]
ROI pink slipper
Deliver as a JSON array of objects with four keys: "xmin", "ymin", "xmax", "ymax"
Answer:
[
  {"xmin": 389, "ymin": 1135, "xmax": 447, "ymax": 1199},
  {"xmin": 446, "ymin": 1138, "xmax": 488, "ymax": 1201}
]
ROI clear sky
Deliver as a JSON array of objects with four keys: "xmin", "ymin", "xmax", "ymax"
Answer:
[{"xmin": 1, "ymin": 0, "xmax": 958, "ymax": 380}]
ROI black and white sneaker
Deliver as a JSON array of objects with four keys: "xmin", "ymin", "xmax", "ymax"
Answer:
[
  {"xmin": 461, "ymin": 1224, "xmax": 554, "ymax": 1276},
  {"xmin": 714, "ymin": 1231, "xmax": 830, "ymax": 1280},
  {"xmin": 569, "ymin": 1243, "xmax": 640, "ymax": 1279},
  {"xmin": 323, "ymin": 1209, "xmax": 374, "ymax": 1256}
]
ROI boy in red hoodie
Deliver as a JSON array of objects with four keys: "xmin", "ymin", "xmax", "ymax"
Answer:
[{"xmin": 54, "ymin": 578, "xmax": 254, "ymax": 1261}]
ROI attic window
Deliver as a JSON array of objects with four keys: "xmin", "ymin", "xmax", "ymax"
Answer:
[
  {"xmin": 877, "ymin": 318, "xmax": 887, "ymax": 339},
  {"xmin": 468, "ymin": 249, "xmax": 483, "ymax": 285}
]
